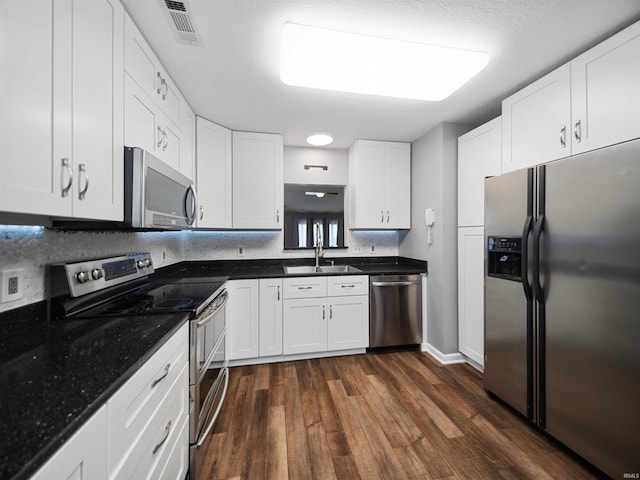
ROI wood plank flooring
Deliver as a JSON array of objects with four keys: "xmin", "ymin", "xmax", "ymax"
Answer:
[{"xmin": 199, "ymin": 351, "xmax": 603, "ymax": 479}]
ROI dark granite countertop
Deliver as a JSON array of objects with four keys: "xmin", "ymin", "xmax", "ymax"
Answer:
[
  {"xmin": 0, "ymin": 302, "xmax": 189, "ymax": 480},
  {"xmin": 155, "ymin": 256, "xmax": 427, "ymax": 281}
]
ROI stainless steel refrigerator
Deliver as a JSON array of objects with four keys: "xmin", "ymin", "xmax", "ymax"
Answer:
[{"xmin": 484, "ymin": 138, "xmax": 640, "ymax": 479}]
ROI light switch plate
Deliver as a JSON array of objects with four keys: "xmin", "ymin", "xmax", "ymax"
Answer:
[{"xmin": 1, "ymin": 269, "xmax": 24, "ymax": 303}]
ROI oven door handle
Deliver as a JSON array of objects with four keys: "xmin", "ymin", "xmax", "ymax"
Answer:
[
  {"xmin": 196, "ymin": 367, "xmax": 229, "ymax": 448},
  {"xmin": 196, "ymin": 290, "xmax": 228, "ymax": 328}
]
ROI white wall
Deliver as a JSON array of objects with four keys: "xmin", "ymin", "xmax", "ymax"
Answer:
[
  {"xmin": 399, "ymin": 122, "xmax": 471, "ymax": 354},
  {"xmin": 0, "ymin": 226, "xmax": 397, "ymax": 313}
]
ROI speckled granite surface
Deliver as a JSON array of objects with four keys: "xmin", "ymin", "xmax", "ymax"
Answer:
[{"xmin": 0, "ymin": 308, "xmax": 189, "ymax": 480}]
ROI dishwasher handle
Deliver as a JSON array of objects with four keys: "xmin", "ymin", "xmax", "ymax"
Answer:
[{"xmin": 371, "ymin": 280, "xmax": 421, "ymax": 287}]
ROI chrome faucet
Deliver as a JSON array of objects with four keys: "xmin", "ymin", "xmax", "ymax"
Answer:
[{"xmin": 315, "ymin": 222, "xmax": 324, "ymax": 267}]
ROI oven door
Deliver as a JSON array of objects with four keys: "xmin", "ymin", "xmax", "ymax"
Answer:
[{"xmin": 190, "ymin": 290, "xmax": 227, "ymax": 386}]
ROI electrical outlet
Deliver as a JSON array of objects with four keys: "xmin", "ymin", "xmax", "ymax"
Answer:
[
  {"xmin": 1, "ymin": 269, "xmax": 24, "ymax": 303},
  {"xmin": 237, "ymin": 246, "xmax": 245, "ymax": 257}
]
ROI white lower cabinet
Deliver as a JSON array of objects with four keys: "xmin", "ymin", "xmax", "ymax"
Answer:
[
  {"xmin": 283, "ymin": 297, "xmax": 328, "ymax": 355},
  {"xmin": 458, "ymin": 227, "xmax": 485, "ymax": 366},
  {"xmin": 226, "ymin": 279, "xmax": 260, "ymax": 360},
  {"xmin": 30, "ymin": 405, "xmax": 108, "ymax": 480},
  {"xmin": 107, "ymin": 323, "xmax": 189, "ymax": 480},
  {"xmin": 259, "ymin": 278, "xmax": 283, "ymax": 357},
  {"xmin": 282, "ymin": 275, "xmax": 369, "ymax": 356}
]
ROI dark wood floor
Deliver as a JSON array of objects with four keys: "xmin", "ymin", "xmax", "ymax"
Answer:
[{"xmin": 199, "ymin": 351, "xmax": 602, "ymax": 479}]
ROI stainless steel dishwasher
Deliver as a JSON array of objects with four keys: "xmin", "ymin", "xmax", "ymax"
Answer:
[{"xmin": 369, "ymin": 274, "xmax": 423, "ymax": 348}]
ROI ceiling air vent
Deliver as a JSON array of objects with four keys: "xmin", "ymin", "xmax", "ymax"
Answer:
[{"xmin": 160, "ymin": 0, "xmax": 202, "ymax": 46}]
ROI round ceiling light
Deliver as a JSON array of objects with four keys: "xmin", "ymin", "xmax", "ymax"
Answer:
[{"xmin": 306, "ymin": 133, "xmax": 333, "ymax": 146}]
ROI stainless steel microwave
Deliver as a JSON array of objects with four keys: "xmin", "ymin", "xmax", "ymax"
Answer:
[{"xmin": 125, "ymin": 147, "xmax": 197, "ymax": 229}]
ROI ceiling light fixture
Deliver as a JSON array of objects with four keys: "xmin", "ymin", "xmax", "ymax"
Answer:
[
  {"xmin": 280, "ymin": 23, "xmax": 489, "ymax": 101},
  {"xmin": 306, "ymin": 133, "xmax": 334, "ymax": 146}
]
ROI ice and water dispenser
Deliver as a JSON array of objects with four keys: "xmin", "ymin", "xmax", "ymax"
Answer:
[{"xmin": 487, "ymin": 236, "xmax": 522, "ymax": 281}]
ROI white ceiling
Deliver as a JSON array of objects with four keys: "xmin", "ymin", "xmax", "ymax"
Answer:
[{"xmin": 121, "ymin": 0, "xmax": 640, "ymax": 149}]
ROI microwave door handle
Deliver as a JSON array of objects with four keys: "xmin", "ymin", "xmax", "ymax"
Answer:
[{"xmin": 185, "ymin": 184, "xmax": 198, "ymax": 226}]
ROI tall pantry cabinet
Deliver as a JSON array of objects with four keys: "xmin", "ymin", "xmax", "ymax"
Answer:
[{"xmin": 457, "ymin": 117, "xmax": 502, "ymax": 368}]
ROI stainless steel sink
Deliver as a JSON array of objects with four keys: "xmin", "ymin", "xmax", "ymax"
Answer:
[{"xmin": 283, "ymin": 265, "xmax": 362, "ymax": 275}]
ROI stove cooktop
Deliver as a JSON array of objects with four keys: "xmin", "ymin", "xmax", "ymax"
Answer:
[{"xmin": 74, "ymin": 281, "xmax": 225, "ymax": 318}]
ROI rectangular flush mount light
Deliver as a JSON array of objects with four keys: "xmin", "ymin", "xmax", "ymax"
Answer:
[{"xmin": 280, "ymin": 23, "xmax": 489, "ymax": 101}]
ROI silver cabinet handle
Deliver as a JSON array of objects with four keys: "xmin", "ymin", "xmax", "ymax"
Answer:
[
  {"xmin": 61, "ymin": 158, "xmax": 73, "ymax": 198},
  {"xmin": 151, "ymin": 363, "xmax": 170, "ymax": 388},
  {"xmin": 199, "ymin": 205, "xmax": 204, "ymax": 221},
  {"xmin": 277, "ymin": 285, "xmax": 280, "ymax": 301},
  {"xmin": 162, "ymin": 129, "xmax": 168, "ymax": 151},
  {"xmin": 371, "ymin": 280, "xmax": 421, "ymax": 287},
  {"xmin": 386, "ymin": 210, "xmax": 390, "ymax": 223},
  {"xmin": 560, "ymin": 126, "xmax": 566, "ymax": 148},
  {"xmin": 157, "ymin": 126, "xmax": 164, "ymax": 148},
  {"xmin": 322, "ymin": 305, "xmax": 325, "ymax": 319},
  {"xmin": 574, "ymin": 120, "xmax": 582, "ymax": 143},
  {"xmin": 156, "ymin": 71, "xmax": 163, "ymax": 95},
  {"xmin": 161, "ymin": 78, "xmax": 168, "ymax": 100},
  {"xmin": 329, "ymin": 305, "xmax": 332, "ymax": 319},
  {"xmin": 381, "ymin": 210, "xmax": 384, "ymax": 223},
  {"xmin": 78, "ymin": 164, "xmax": 89, "ymax": 200},
  {"xmin": 298, "ymin": 286, "xmax": 313, "ymax": 290},
  {"xmin": 341, "ymin": 284, "xmax": 355, "ymax": 289},
  {"xmin": 276, "ymin": 209, "xmax": 280, "ymax": 223},
  {"xmin": 152, "ymin": 420, "xmax": 172, "ymax": 455}
]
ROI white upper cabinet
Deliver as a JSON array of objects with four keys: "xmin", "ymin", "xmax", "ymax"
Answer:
[
  {"xmin": 502, "ymin": 20, "xmax": 640, "ymax": 172},
  {"xmin": 195, "ymin": 117, "xmax": 232, "ymax": 229},
  {"xmin": 458, "ymin": 117, "xmax": 502, "ymax": 227},
  {"xmin": 348, "ymin": 140, "xmax": 411, "ymax": 229},
  {"xmin": 502, "ymin": 64, "xmax": 571, "ymax": 173},
  {"xmin": 0, "ymin": 0, "xmax": 124, "ymax": 220},
  {"xmin": 232, "ymin": 131, "xmax": 284, "ymax": 229},
  {"xmin": 123, "ymin": 13, "xmax": 193, "ymax": 179},
  {"xmin": 570, "ymin": 20, "xmax": 640, "ymax": 155}
]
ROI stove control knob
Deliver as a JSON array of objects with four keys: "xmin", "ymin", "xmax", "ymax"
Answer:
[
  {"xmin": 137, "ymin": 258, "xmax": 151, "ymax": 269},
  {"xmin": 91, "ymin": 269, "xmax": 103, "ymax": 280},
  {"xmin": 76, "ymin": 271, "xmax": 90, "ymax": 283}
]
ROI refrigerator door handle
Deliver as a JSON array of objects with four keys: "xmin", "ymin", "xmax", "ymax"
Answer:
[
  {"xmin": 521, "ymin": 215, "xmax": 533, "ymax": 301},
  {"xmin": 532, "ymin": 214, "xmax": 545, "ymax": 301}
]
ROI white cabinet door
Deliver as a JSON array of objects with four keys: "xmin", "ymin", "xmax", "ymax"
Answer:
[
  {"xmin": 226, "ymin": 279, "xmax": 260, "ymax": 360},
  {"xmin": 0, "ymin": 0, "xmax": 123, "ymax": 220},
  {"xmin": 259, "ymin": 278, "xmax": 283, "ymax": 357},
  {"xmin": 571, "ymin": 21, "xmax": 640, "ymax": 155},
  {"xmin": 458, "ymin": 117, "xmax": 502, "ymax": 227},
  {"xmin": 71, "ymin": 0, "xmax": 124, "ymax": 221},
  {"xmin": 348, "ymin": 140, "xmax": 411, "ymax": 229},
  {"xmin": 31, "ymin": 405, "xmax": 108, "ymax": 480},
  {"xmin": 327, "ymin": 295, "xmax": 369, "ymax": 350},
  {"xmin": 384, "ymin": 142, "xmax": 411, "ymax": 229},
  {"xmin": 283, "ymin": 298, "xmax": 327, "ymax": 355},
  {"xmin": 502, "ymin": 64, "xmax": 571, "ymax": 173},
  {"xmin": 458, "ymin": 227, "xmax": 485, "ymax": 366},
  {"xmin": 124, "ymin": 76, "xmax": 159, "ymax": 154},
  {"xmin": 232, "ymin": 131, "xmax": 283, "ymax": 229},
  {"xmin": 195, "ymin": 117, "xmax": 232, "ymax": 228},
  {"xmin": 0, "ymin": 0, "xmax": 70, "ymax": 216},
  {"xmin": 349, "ymin": 140, "xmax": 386, "ymax": 228},
  {"xmin": 179, "ymin": 103, "xmax": 196, "ymax": 180}
]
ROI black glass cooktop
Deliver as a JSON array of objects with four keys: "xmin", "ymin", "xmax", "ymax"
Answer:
[{"xmin": 75, "ymin": 281, "xmax": 224, "ymax": 318}]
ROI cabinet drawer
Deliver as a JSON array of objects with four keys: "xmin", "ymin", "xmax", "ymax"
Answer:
[
  {"xmin": 108, "ymin": 323, "xmax": 188, "ymax": 473},
  {"xmin": 282, "ymin": 276, "xmax": 327, "ymax": 299},
  {"xmin": 152, "ymin": 414, "xmax": 189, "ymax": 480},
  {"xmin": 327, "ymin": 275, "xmax": 369, "ymax": 297},
  {"xmin": 110, "ymin": 361, "xmax": 189, "ymax": 479}
]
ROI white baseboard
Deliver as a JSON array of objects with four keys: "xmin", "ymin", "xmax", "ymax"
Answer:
[{"xmin": 421, "ymin": 343, "xmax": 467, "ymax": 365}]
